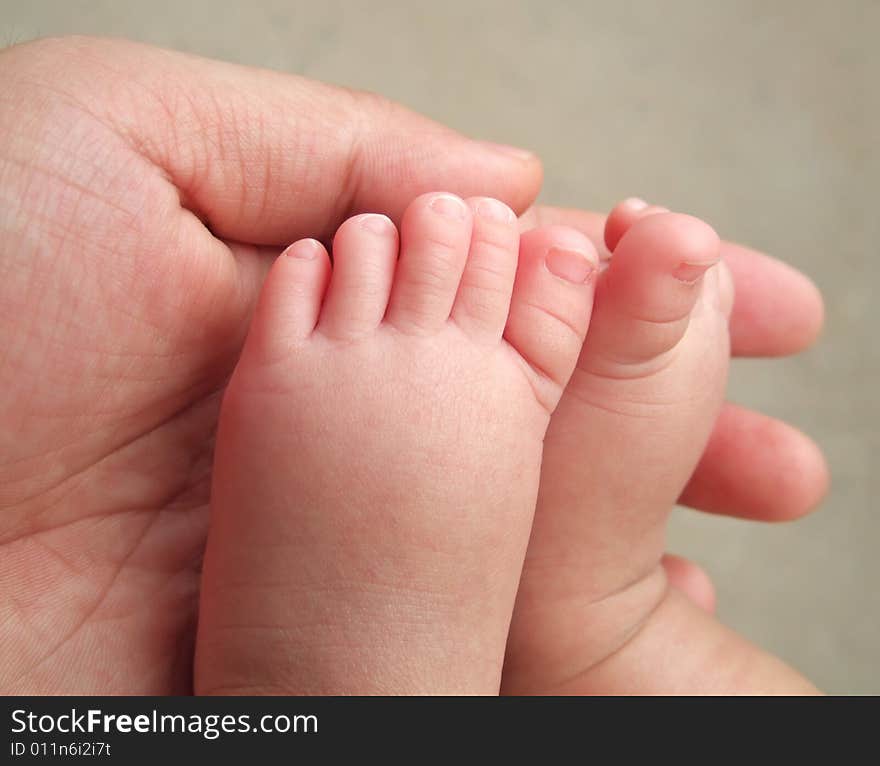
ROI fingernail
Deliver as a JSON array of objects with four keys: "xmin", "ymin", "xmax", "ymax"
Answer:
[
  {"xmin": 284, "ymin": 239, "xmax": 320, "ymax": 259},
  {"xmin": 673, "ymin": 261, "xmax": 716, "ymax": 284},
  {"xmin": 624, "ymin": 197, "xmax": 649, "ymax": 211},
  {"xmin": 546, "ymin": 247, "xmax": 595, "ymax": 284},
  {"xmin": 476, "ymin": 140, "xmax": 536, "ymax": 161},
  {"xmin": 360, "ymin": 214, "xmax": 393, "ymax": 234},
  {"xmin": 429, "ymin": 194, "xmax": 467, "ymax": 220},
  {"xmin": 475, "ymin": 198, "xmax": 515, "ymax": 223}
]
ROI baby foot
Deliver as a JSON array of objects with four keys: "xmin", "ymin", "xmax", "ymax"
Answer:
[
  {"xmin": 504, "ymin": 200, "xmax": 734, "ymax": 692},
  {"xmin": 195, "ymin": 192, "xmax": 598, "ymax": 694}
]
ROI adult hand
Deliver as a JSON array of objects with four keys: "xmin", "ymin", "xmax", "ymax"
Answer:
[
  {"xmin": 0, "ymin": 36, "xmax": 541, "ymax": 693},
  {"xmin": 0, "ymin": 37, "xmax": 825, "ymax": 693}
]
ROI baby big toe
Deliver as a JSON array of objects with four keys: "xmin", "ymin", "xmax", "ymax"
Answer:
[{"xmin": 587, "ymin": 212, "xmax": 721, "ymax": 370}]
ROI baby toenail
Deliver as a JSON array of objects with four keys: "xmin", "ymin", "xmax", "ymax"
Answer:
[
  {"xmin": 546, "ymin": 247, "xmax": 595, "ymax": 284},
  {"xmin": 285, "ymin": 239, "xmax": 320, "ymax": 259},
  {"xmin": 429, "ymin": 194, "xmax": 467, "ymax": 220},
  {"xmin": 673, "ymin": 261, "xmax": 716, "ymax": 284},
  {"xmin": 476, "ymin": 198, "xmax": 514, "ymax": 223},
  {"xmin": 360, "ymin": 214, "xmax": 393, "ymax": 234}
]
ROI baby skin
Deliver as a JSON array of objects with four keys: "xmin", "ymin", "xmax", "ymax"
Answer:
[
  {"xmin": 504, "ymin": 199, "xmax": 818, "ymax": 694},
  {"xmin": 196, "ymin": 193, "xmax": 817, "ymax": 695},
  {"xmin": 195, "ymin": 192, "xmax": 599, "ymax": 694}
]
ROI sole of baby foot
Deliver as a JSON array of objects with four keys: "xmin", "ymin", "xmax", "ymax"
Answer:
[
  {"xmin": 504, "ymin": 202, "xmax": 731, "ymax": 694},
  {"xmin": 195, "ymin": 192, "xmax": 597, "ymax": 695}
]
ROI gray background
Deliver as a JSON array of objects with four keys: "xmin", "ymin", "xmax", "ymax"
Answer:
[{"xmin": 1, "ymin": 1, "xmax": 875, "ymax": 693}]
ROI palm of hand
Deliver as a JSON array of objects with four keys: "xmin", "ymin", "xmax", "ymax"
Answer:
[{"xmin": 0, "ymin": 84, "xmax": 264, "ymax": 693}]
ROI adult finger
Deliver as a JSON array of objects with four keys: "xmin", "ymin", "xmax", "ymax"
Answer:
[
  {"xmin": 4, "ymin": 36, "xmax": 542, "ymax": 245},
  {"xmin": 678, "ymin": 402, "xmax": 829, "ymax": 521}
]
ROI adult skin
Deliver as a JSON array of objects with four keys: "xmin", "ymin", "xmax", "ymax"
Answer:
[{"xmin": 0, "ymin": 37, "xmax": 827, "ymax": 693}]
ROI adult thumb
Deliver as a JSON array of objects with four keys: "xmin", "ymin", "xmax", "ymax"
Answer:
[{"xmin": 4, "ymin": 36, "xmax": 542, "ymax": 244}]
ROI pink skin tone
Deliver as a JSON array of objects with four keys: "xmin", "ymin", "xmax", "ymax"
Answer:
[
  {"xmin": 0, "ymin": 36, "xmax": 826, "ymax": 693},
  {"xmin": 524, "ymin": 205, "xmax": 828, "ymax": 526},
  {"xmin": 504, "ymin": 200, "xmax": 817, "ymax": 694},
  {"xmin": 198, "ymin": 197, "xmax": 817, "ymax": 695},
  {"xmin": 196, "ymin": 193, "xmax": 598, "ymax": 694}
]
